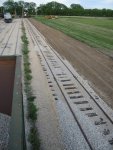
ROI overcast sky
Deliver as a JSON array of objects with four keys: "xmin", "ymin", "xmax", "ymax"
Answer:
[{"xmin": 0, "ymin": 0, "xmax": 113, "ymax": 9}]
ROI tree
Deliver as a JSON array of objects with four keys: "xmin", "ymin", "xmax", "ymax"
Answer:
[
  {"xmin": 1, "ymin": 0, "xmax": 113, "ymax": 17},
  {"xmin": 3, "ymin": 0, "xmax": 19, "ymax": 16},
  {"xmin": 18, "ymin": 1, "xmax": 24, "ymax": 16},
  {"xmin": 37, "ymin": 1, "xmax": 68, "ymax": 15},
  {"xmin": 0, "ymin": 6, "xmax": 4, "ymax": 14},
  {"xmin": 28, "ymin": 2, "xmax": 36, "ymax": 15},
  {"xmin": 13, "ymin": 2, "xmax": 18, "ymax": 16},
  {"xmin": 70, "ymin": 4, "xmax": 84, "ymax": 10},
  {"xmin": 69, "ymin": 4, "xmax": 84, "ymax": 16},
  {"xmin": 3, "ymin": 0, "xmax": 14, "ymax": 14}
]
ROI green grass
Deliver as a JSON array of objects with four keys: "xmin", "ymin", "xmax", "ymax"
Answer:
[
  {"xmin": 28, "ymin": 102, "xmax": 37, "ymax": 121},
  {"xmin": 33, "ymin": 16, "xmax": 113, "ymax": 52},
  {"xmin": 28, "ymin": 127, "xmax": 40, "ymax": 150}
]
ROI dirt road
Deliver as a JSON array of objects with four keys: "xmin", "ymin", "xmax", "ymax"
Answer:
[{"xmin": 29, "ymin": 18, "xmax": 113, "ymax": 109}]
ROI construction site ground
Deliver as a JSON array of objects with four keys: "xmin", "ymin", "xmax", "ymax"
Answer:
[
  {"xmin": 29, "ymin": 18, "xmax": 113, "ymax": 109},
  {"xmin": 0, "ymin": 18, "xmax": 113, "ymax": 150}
]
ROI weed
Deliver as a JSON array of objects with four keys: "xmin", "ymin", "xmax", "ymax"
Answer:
[
  {"xmin": 27, "ymin": 96, "xmax": 36, "ymax": 102},
  {"xmin": 24, "ymin": 64, "xmax": 31, "ymax": 72},
  {"xmin": 28, "ymin": 102, "xmax": 37, "ymax": 121},
  {"xmin": 21, "ymin": 21, "xmax": 40, "ymax": 149},
  {"xmin": 25, "ymin": 73, "xmax": 32, "ymax": 81},
  {"xmin": 28, "ymin": 127, "xmax": 40, "ymax": 150}
]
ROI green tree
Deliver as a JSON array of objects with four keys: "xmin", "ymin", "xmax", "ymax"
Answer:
[
  {"xmin": 70, "ymin": 4, "xmax": 84, "ymax": 10},
  {"xmin": 69, "ymin": 4, "xmax": 84, "ymax": 16},
  {"xmin": 18, "ymin": 0, "xmax": 24, "ymax": 16},
  {"xmin": 37, "ymin": 1, "xmax": 68, "ymax": 15},
  {"xmin": 28, "ymin": 2, "xmax": 36, "ymax": 15},
  {"xmin": 3, "ymin": 0, "xmax": 14, "ymax": 14},
  {"xmin": 0, "ymin": 6, "xmax": 4, "ymax": 14}
]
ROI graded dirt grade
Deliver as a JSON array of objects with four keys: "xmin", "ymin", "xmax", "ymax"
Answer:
[{"xmin": 29, "ymin": 18, "xmax": 113, "ymax": 109}]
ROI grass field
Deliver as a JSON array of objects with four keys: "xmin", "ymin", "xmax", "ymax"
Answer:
[{"xmin": 34, "ymin": 16, "xmax": 113, "ymax": 52}]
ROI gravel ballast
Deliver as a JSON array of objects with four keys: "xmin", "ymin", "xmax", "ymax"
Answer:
[{"xmin": 0, "ymin": 113, "xmax": 11, "ymax": 150}]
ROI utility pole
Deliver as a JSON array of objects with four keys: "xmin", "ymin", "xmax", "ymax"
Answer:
[
  {"xmin": 22, "ymin": 5, "xmax": 24, "ymax": 17},
  {"xmin": 36, "ymin": 8, "xmax": 37, "ymax": 16},
  {"xmin": 1, "ymin": 7, "xmax": 4, "ymax": 14}
]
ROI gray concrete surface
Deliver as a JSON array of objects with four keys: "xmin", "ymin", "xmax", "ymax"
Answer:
[{"xmin": 0, "ymin": 19, "xmax": 22, "ymax": 56}]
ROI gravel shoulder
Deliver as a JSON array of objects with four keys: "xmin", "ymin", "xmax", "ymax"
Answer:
[
  {"xmin": 0, "ymin": 113, "xmax": 10, "ymax": 150},
  {"xmin": 29, "ymin": 18, "xmax": 113, "ymax": 109}
]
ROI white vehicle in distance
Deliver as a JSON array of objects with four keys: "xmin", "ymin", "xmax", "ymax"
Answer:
[{"xmin": 4, "ymin": 13, "xmax": 12, "ymax": 23}]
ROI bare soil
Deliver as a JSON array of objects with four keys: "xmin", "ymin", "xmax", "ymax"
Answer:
[{"xmin": 29, "ymin": 18, "xmax": 113, "ymax": 109}]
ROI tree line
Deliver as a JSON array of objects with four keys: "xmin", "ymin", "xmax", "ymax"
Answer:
[
  {"xmin": 0, "ymin": 0, "xmax": 113, "ymax": 17},
  {"xmin": 0, "ymin": 0, "xmax": 36, "ymax": 16},
  {"xmin": 37, "ymin": 2, "xmax": 113, "ymax": 17}
]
